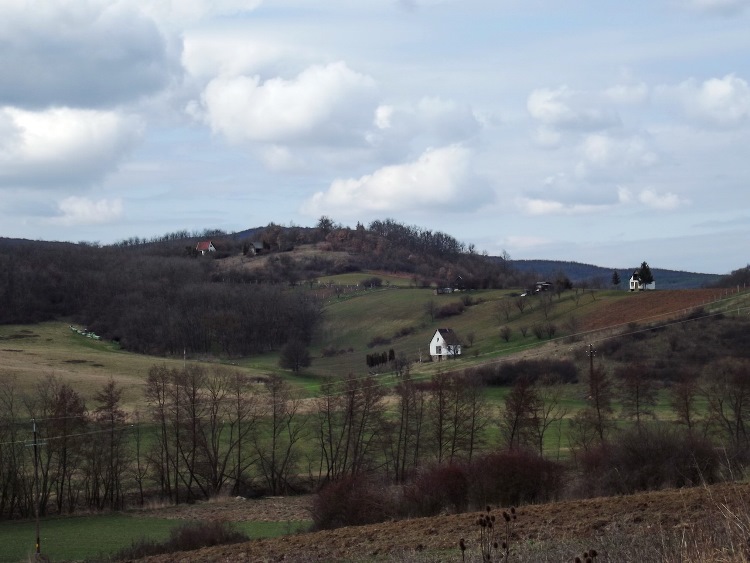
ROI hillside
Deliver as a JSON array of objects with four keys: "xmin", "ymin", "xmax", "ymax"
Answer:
[
  {"xmin": 134, "ymin": 482, "xmax": 750, "ymax": 562},
  {"xmin": 510, "ymin": 259, "xmax": 722, "ymax": 289}
]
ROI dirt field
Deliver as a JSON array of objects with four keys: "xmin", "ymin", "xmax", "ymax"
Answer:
[
  {"xmin": 580, "ymin": 289, "xmax": 730, "ymax": 332},
  {"xmin": 135, "ymin": 482, "xmax": 750, "ymax": 562}
]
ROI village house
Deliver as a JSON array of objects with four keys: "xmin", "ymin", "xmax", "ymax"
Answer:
[
  {"xmin": 195, "ymin": 241, "xmax": 216, "ymax": 255},
  {"xmin": 629, "ymin": 271, "xmax": 656, "ymax": 291},
  {"xmin": 429, "ymin": 328, "xmax": 462, "ymax": 361}
]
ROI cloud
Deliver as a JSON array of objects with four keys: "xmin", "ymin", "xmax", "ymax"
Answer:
[
  {"xmin": 197, "ymin": 62, "xmax": 378, "ymax": 145},
  {"xmin": 682, "ymin": 0, "xmax": 750, "ymax": 15},
  {"xmin": 637, "ymin": 189, "xmax": 687, "ymax": 210},
  {"xmin": 668, "ymin": 74, "xmax": 750, "ymax": 127},
  {"xmin": 0, "ymin": 2, "xmax": 179, "ymax": 109},
  {"xmin": 603, "ymin": 82, "xmax": 649, "ymax": 105},
  {"xmin": 139, "ymin": 0, "xmax": 262, "ymax": 26},
  {"xmin": 53, "ymin": 196, "xmax": 123, "ymax": 226},
  {"xmin": 527, "ymin": 86, "xmax": 620, "ymax": 131},
  {"xmin": 0, "ymin": 107, "xmax": 143, "ymax": 188},
  {"xmin": 303, "ymin": 145, "xmax": 490, "ymax": 216},
  {"xmin": 515, "ymin": 198, "xmax": 605, "ymax": 216},
  {"xmin": 574, "ymin": 133, "xmax": 659, "ymax": 180},
  {"xmin": 182, "ymin": 32, "xmax": 288, "ymax": 81}
]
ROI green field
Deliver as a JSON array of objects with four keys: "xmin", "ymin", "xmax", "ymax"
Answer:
[{"xmin": 0, "ymin": 514, "xmax": 310, "ymax": 562}]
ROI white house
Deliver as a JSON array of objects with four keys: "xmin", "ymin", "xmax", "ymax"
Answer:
[
  {"xmin": 629, "ymin": 270, "xmax": 655, "ymax": 291},
  {"xmin": 429, "ymin": 328, "xmax": 462, "ymax": 361}
]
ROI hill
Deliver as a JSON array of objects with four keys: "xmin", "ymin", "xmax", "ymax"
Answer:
[
  {"xmin": 134, "ymin": 481, "xmax": 750, "ymax": 562},
  {"xmin": 510, "ymin": 259, "xmax": 721, "ymax": 289}
]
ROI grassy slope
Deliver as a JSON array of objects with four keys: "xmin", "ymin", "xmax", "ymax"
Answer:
[{"xmin": 0, "ymin": 515, "xmax": 309, "ymax": 563}]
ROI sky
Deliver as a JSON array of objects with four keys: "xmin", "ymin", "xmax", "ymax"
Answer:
[{"xmin": 1, "ymin": 0, "xmax": 749, "ymax": 274}]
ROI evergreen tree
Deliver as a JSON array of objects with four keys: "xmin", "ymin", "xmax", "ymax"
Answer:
[
  {"xmin": 611, "ymin": 270, "xmax": 621, "ymax": 288},
  {"xmin": 639, "ymin": 261, "xmax": 654, "ymax": 285}
]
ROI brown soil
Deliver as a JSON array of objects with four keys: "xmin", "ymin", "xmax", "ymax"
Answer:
[
  {"xmin": 136, "ymin": 482, "xmax": 750, "ymax": 562},
  {"xmin": 580, "ymin": 289, "xmax": 727, "ymax": 332}
]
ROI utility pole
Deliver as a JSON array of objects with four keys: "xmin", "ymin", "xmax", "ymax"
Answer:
[
  {"xmin": 32, "ymin": 418, "xmax": 41, "ymax": 559},
  {"xmin": 587, "ymin": 343, "xmax": 597, "ymax": 399}
]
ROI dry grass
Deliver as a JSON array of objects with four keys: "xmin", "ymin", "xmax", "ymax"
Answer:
[
  {"xmin": 129, "ymin": 481, "xmax": 750, "ymax": 562},
  {"xmin": 0, "ymin": 321, "xmax": 267, "ymax": 410}
]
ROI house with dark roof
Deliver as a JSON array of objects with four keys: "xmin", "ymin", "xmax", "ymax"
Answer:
[
  {"xmin": 429, "ymin": 328, "xmax": 462, "ymax": 361},
  {"xmin": 629, "ymin": 270, "xmax": 655, "ymax": 291},
  {"xmin": 196, "ymin": 241, "xmax": 216, "ymax": 255}
]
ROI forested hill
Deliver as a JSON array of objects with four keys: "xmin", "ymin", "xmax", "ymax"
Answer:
[
  {"xmin": 509, "ymin": 259, "xmax": 722, "ymax": 289},
  {"xmin": 0, "ymin": 220, "xmax": 527, "ymax": 356}
]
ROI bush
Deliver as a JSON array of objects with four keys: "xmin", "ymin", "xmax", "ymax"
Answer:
[
  {"xmin": 113, "ymin": 520, "xmax": 249, "ymax": 560},
  {"xmin": 401, "ymin": 464, "xmax": 469, "ymax": 517},
  {"xmin": 579, "ymin": 425, "xmax": 722, "ymax": 496},
  {"xmin": 367, "ymin": 335, "xmax": 392, "ymax": 348},
  {"xmin": 436, "ymin": 301, "xmax": 465, "ymax": 319},
  {"xmin": 311, "ymin": 476, "xmax": 394, "ymax": 530},
  {"xmin": 467, "ymin": 450, "xmax": 564, "ymax": 507}
]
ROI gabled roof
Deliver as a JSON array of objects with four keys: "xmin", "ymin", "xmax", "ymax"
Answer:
[
  {"xmin": 435, "ymin": 328, "xmax": 461, "ymax": 345},
  {"xmin": 196, "ymin": 241, "xmax": 213, "ymax": 251}
]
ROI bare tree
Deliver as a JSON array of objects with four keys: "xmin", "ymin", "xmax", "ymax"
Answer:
[
  {"xmin": 531, "ymin": 378, "xmax": 568, "ymax": 456},
  {"xmin": 494, "ymin": 299, "xmax": 512, "ymax": 323},
  {"xmin": 500, "ymin": 326, "xmax": 512, "ymax": 342},
  {"xmin": 253, "ymin": 375, "xmax": 305, "ymax": 495},
  {"xmin": 92, "ymin": 378, "xmax": 128, "ymax": 510},
  {"xmin": 514, "ymin": 295, "xmax": 528, "ymax": 314},
  {"xmin": 616, "ymin": 364, "xmax": 658, "ymax": 426},
  {"xmin": 702, "ymin": 359, "xmax": 750, "ymax": 448},
  {"xmin": 500, "ymin": 377, "xmax": 539, "ymax": 450},
  {"xmin": 669, "ymin": 373, "xmax": 700, "ymax": 431},
  {"xmin": 424, "ymin": 299, "xmax": 437, "ymax": 322},
  {"xmin": 539, "ymin": 292, "xmax": 556, "ymax": 319}
]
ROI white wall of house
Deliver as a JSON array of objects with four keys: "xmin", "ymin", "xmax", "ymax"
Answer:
[{"xmin": 429, "ymin": 330, "xmax": 461, "ymax": 361}]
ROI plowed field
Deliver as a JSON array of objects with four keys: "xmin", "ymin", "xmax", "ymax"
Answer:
[{"xmin": 580, "ymin": 289, "xmax": 729, "ymax": 332}]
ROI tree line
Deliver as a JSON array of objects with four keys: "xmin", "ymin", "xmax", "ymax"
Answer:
[
  {"xmin": 0, "ymin": 366, "xmax": 492, "ymax": 518},
  {"xmin": 0, "ymin": 241, "xmax": 322, "ymax": 356}
]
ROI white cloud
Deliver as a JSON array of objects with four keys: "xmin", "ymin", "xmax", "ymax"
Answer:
[
  {"xmin": 53, "ymin": 196, "xmax": 123, "ymax": 225},
  {"xmin": 0, "ymin": 107, "xmax": 143, "ymax": 188},
  {"xmin": 603, "ymin": 82, "xmax": 649, "ymax": 104},
  {"xmin": 198, "ymin": 62, "xmax": 378, "ymax": 145},
  {"xmin": 669, "ymin": 74, "xmax": 750, "ymax": 127},
  {"xmin": 182, "ymin": 32, "xmax": 287, "ymax": 81},
  {"xmin": 367, "ymin": 97, "xmax": 482, "ymax": 154},
  {"xmin": 638, "ymin": 189, "xmax": 687, "ymax": 210},
  {"xmin": 527, "ymin": 86, "xmax": 620, "ymax": 131},
  {"xmin": 575, "ymin": 133, "xmax": 658, "ymax": 180},
  {"xmin": 515, "ymin": 197, "xmax": 604, "ymax": 216},
  {"xmin": 303, "ymin": 145, "xmax": 489, "ymax": 216}
]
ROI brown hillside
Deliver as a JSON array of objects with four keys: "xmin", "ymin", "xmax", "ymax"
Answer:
[
  {"xmin": 137, "ymin": 482, "xmax": 750, "ymax": 562},
  {"xmin": 580, "ymin": 289, "xmax": 727, "ymax": 332}
]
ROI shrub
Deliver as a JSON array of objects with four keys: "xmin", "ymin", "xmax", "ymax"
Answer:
[
  {"xmin": 367, "ymin": 335, "xmax": 392, "ymax": 348},
  {"xmin": 579, "ymin": 425, "xmax": 722, "ymax": 496},
  {"xmin": 113, "ymin": 520, "xmax": 249, "ymax": 560},
  {"xmin": 436, "ymin": 301, "xmax": 465, "ymax": 319},
  {"xmin": 467, "ymin": 450, "xmax": 564, "ymax": 507},
  {"xmin": 361, "ymin": 276, "xmax": 383, "ymax": 288},
  {"xmin": 401, "ymin": 464, "xmax": 469, "ymax": 517},
  {"xmin": 311, "ymin": 476, "xmax": 394, "ymax": 530}
]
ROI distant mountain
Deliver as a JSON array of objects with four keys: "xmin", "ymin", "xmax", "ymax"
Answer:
[{"xmin": 509, "ymin": 259, "xmax": 722, "ymax": 289}]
